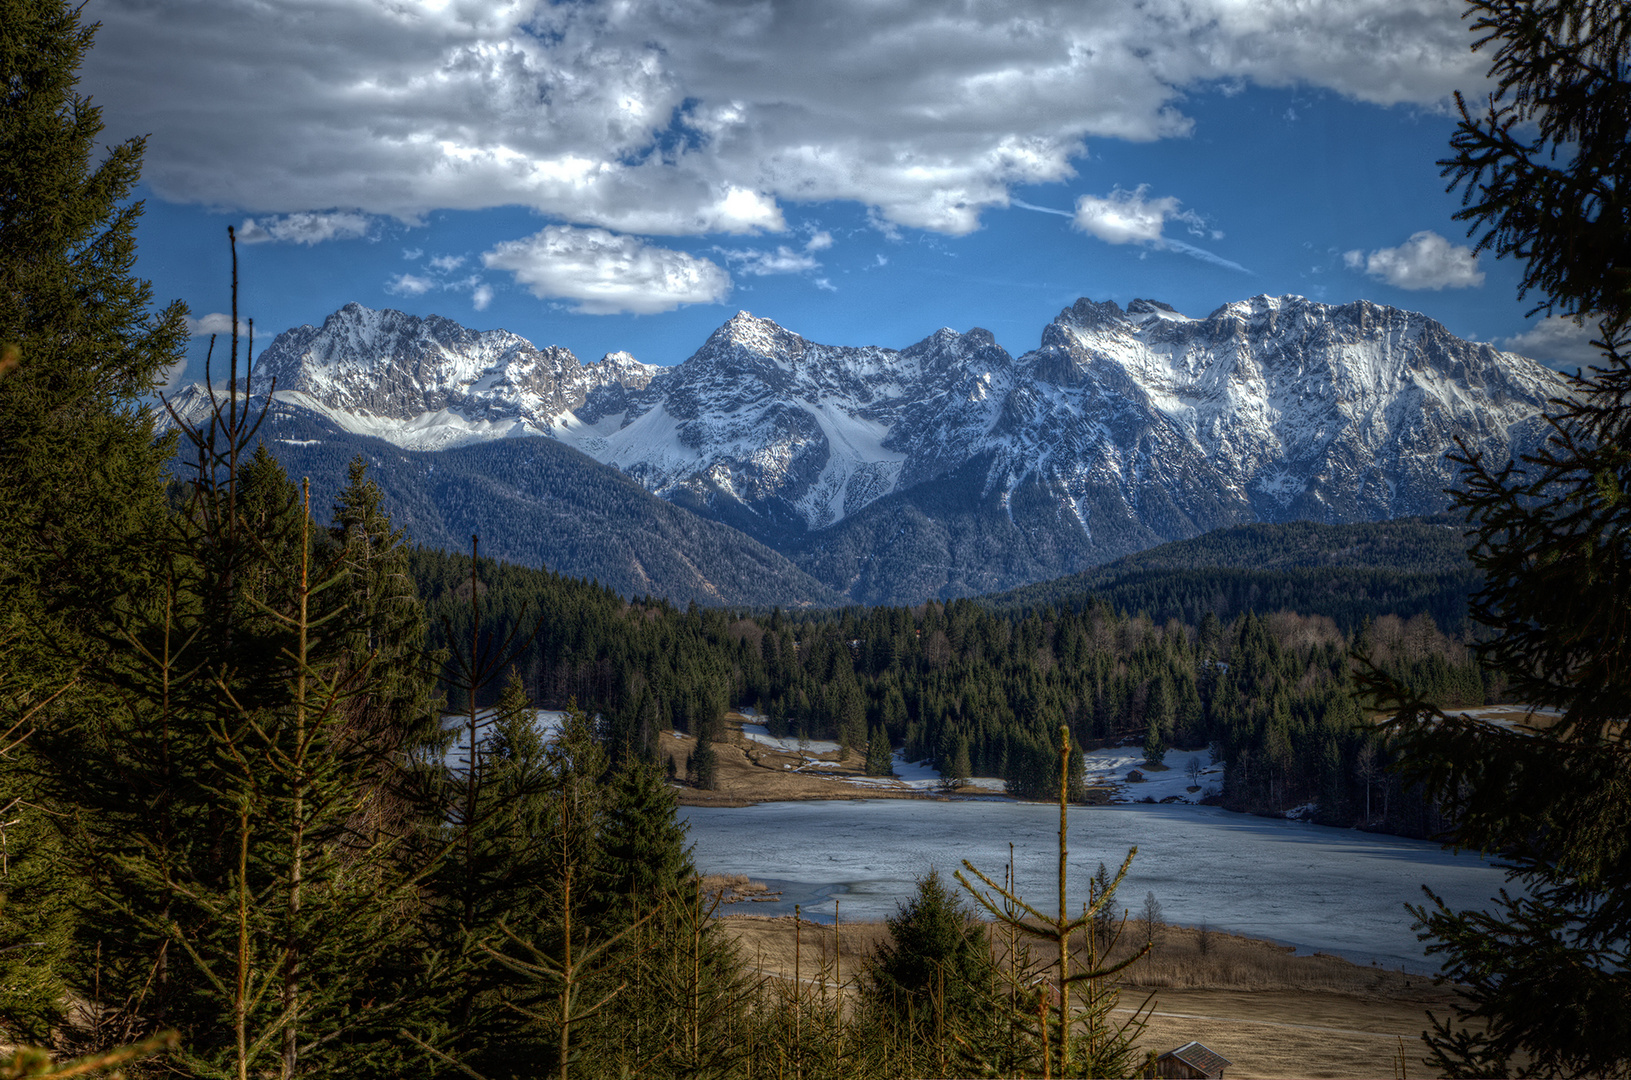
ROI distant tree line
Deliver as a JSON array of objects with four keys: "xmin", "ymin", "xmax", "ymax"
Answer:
[
  {"xmin": 417, "ymin": 545, "xmax": 1490, "ymax": 826},
  {"xmin": 984, "ymin": 516, "xmax": 1480, "ymax": 634}
]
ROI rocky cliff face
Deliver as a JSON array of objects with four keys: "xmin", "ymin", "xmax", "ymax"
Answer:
[
  {"xmin": 170, "ymin": 294, "xmax": 1566, "ymax": 601},
  {"xmin": 242, "ymin": 302, "xmax": 657, "ymax": 450},
  {"xmin": 567, "ymin": 294, "xmax": 1559, "ymax": 550}
]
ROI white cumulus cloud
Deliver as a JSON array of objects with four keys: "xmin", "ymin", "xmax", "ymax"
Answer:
[
  {"xmin": 1073, "ymin": 188, "xmax": 1177, "ymax": 245},
  {"xmin": 1068, "ymin": 187, "xmax": 1249, "ymax": 272},
  {"xmin": 1503, "ymin": 315, "xmax": 1605, "ymax": 369},
  {"xmin": 237, "ymin": 211, "xmax": 371, "ymax": 246},
  {"xmin": 483, "ymin": 226, "xmax": 731, "ymax": 315},
  {"xmin": 1345, "ymin": 231, "xmax": 1484, "ymax": 290},
  {"xmin": 185, "ymin": 312, "xmax": 248, "ymax": 337},
  {"xmin": 385, "ymin": 273, "xmax": 436, "ymax": 297},
  {"xmin": 80, "ymin": 0, "xmax": 1491, "ymax": 238}
]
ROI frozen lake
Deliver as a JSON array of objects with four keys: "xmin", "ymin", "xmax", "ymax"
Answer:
[{"xmin": 679, "ymin": 799, "xmax": 1513, "ymax": 972}]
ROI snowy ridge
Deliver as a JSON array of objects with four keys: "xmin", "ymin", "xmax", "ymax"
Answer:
[
  {"xmin": 203, "ymin": 302, "xmax": 660, "ymax": 451},
  {"xmin": 170, "ymin": 296, "xmax": 1568, "ymax": 560}
]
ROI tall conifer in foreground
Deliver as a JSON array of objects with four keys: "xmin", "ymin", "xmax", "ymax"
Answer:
[
  {"xmin": 1370, "ymin": 1, "xmax": 1631, "ymax": 1074},
  {"xmin": 957, "ymin": 727, "xmax": 1150, "ymax": 1078},
  {"xmin": 863, "ymin": 867, "xmax": 998, "ymax": 1076},
  {"xmin": 0, "ymin": 0, "xmax": 187, "ymax": 602},
  {"xmin": 0, "ymin": 1, "xmax": 186, "ymax": 1044},
  {"xmin": 27, "ymin": 234, "xmax": 440, "ymax": 1075},
  {"xmin": 411, "ymin": 667, "xmax": 558, "ymax": 1077}
]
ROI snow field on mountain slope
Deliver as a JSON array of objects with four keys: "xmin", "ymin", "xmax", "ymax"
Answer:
[
  {"xmin": 792, "ymin": 401, "xmax": 906, "ymax": 527},
  {"xmin": 577, "ymin": 403, "xmax": 698, "ymax": 476},
  {"xmin": 289, "ymin": 391, "xmax": 545, "ymax": 452}
]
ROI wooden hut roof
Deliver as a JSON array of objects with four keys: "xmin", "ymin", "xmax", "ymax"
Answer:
[{"xmin": 1162, "ymin": 1040, "xmax": 1232, "ymax": 1077}]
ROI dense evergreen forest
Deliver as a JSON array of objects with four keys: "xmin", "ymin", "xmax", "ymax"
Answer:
[
  {"xmin": 984, "ymin": 517, "xmax": 1479, "ymax": 632},
  {"xmin": 418, "ymin": 543, "xmax": 1486, "ymax": 828}
]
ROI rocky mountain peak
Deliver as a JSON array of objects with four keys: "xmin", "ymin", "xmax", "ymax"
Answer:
[
  {"xmin": 193, "ymin": 295, "xmax": 1569, "ymax": 598},
  {"xmin": 704, "ymin": 310, "xmax": 805, "ymax": 359},
  {"xmin": 1126, "ymin": 298, "xmax": 1185, "ymax": 318},
  {"xmin": 900, "ymin": 326, "xmax": 1013, "ymax": 376},
  {"xmin": 1057, "ymin": 296, "xmax": 1130, "ymax": 331}
]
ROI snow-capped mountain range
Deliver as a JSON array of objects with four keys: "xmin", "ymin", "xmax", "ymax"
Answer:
[{"xmin": 168, "ymin": 294, "xmax": 1565, "ymax": 599}]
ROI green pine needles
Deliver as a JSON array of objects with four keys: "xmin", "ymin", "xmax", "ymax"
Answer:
[
  {"xmin": 1366, "ymin": 1, "xmax": 1631, "ymax": 1074},
  {"xmin": 957, "ymin": 726, "xmax": 1151, "ymax": 1079}
]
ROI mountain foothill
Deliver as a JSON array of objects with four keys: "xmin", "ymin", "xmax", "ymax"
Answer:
[{"xmin": 165, "ymin": 291, "xmax": 1562, "ymax": 609}]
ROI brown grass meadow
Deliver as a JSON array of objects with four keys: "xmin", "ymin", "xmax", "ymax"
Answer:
[{"xmin": 713, "ymin": 904, "xmax": 1461, "ymax": 1079}]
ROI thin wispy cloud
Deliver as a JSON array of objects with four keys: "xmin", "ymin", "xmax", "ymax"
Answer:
[
  {"xmin": 1162, "ymin": 238, "xmax": 1251, "ymax": 275},
  {"xmin": 1017, "ymin": 190, "xmax": 1249, "ymax": 273},
  {"xmin": 1011, "ymin": 199, "xmax": 1074, "ymax": 219}
]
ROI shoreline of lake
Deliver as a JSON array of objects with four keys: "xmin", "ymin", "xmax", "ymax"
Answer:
[{"xmin": 679, "ymin": 798, "xmax": 1510, "ymax": 973}]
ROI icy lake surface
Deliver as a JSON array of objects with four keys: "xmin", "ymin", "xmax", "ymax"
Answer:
[{"xmin": 679, "ymin": 800, "xmax": 1513, "ymax": 972}]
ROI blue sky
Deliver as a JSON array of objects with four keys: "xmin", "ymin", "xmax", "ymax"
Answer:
[{"xmin": 83, "ymin": 0, "xmax": 1600, "ymax": 384}]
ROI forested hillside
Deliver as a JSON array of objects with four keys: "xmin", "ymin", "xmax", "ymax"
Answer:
[
  {"xmin": 231, "ymin": 399, "xmax": 845, "ymax": 608},
  {"xmin": 986, "ymin": 518, "xmax": 1478, "ymax": 631},
  {"xmin": 418, "ymin": 544, "xmax": 1488, "ymax": 828}
]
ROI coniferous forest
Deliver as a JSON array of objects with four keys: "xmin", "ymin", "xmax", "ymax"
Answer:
[
  {"xmin": 417, "ymin": 542, "xmax": 1486, "ymax": 824},
  {"xmin": 5, "ymin": 0, "xmax": 1631, "ymax": 1076}
]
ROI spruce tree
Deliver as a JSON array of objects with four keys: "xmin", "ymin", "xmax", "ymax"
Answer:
[
  {"xmin": 0, "ymin": 659, "xmax": 73, "ymax": 1043},
  {"xmin": 946, "ymin": 735, "xmax": 972, "ymax": 789},
  {"xmin": 1440, "ymin": 0, "xmax": 1631, "ymax": 340},
  {"xmin": 863, "ymin": 725, "xmax": 894, "ymax": 777},
  {"xmin": 0, "ymin": 0, "xmax": 185, "ymax": 642},
  {"xmin": 476, "ymin": 701, "xmax": 623, "ymax": 1080},
  {"xmin": 863, "ymin": 867, "xmax": 996, "ymax": 1072},
  {"xmin": 328, "ymin": 455, "xmax": 441, "ymax": 763},
  {"xmin": 1371, "ymin": 2, "xmax": 1631, "ymax": 1073},
  {"xmin": 0, "ymin": 2, "xmax": 186, "ymax": 1040},
  {"xmin": 1142, "ymin": 714, "xmax": 1168, "ymax": 768},
  {"xmin": 592, "ymin": 762, "xmax": 751, "ymax": 1077},
  {"xmin": 594, "ymin": 757, "xmax": 694, "ymax": 927},
  {"xmin": 413, "ymin": 668, "xmax": 557, "ymax": 1076},
  {"xmin": 687, "ymin": 736, "xmax": 717, "ymax": 791}
]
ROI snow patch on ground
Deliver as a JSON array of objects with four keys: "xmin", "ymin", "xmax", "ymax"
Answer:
[
  {"xmin": 880, "ymin": 751, "xmax": 1006, "ymax": 793},
  {"xmin": 1082, "ymin": 745, "xmax": 1223, "ymax": 805},
  {"xmin": 1456, "ymin": 705, "xmax": 1562, "ymax": 735},
  {"xmin": 741, "ymin": 723, "xmax": 840, "ymax": 755}
]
